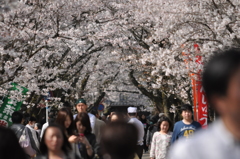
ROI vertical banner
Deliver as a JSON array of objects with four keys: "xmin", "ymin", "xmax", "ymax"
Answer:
[
  {"xmin": 194, "ymin": 45, "xmax": 208, "ymax": 128},
  {"xmin": 182, "ymin": 44, "xmax": 208, "ymax": 128},
  {"xmin": 182, "ymin": 48, "xmax": 198, "ymax": 121},
  {"xmin": 190, "ymin": 74, "xmax": 198, "ymax": 121},
  {"xmin": 0, "ymin": 83, "xmax": 28, "ymax": 127},
  {"xmin": 196, "ymin": 77, "xmax": 208, "ymax": 128}
]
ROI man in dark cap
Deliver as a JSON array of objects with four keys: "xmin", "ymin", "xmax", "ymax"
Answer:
[
  {"xmin": 74, "ymin": 99, "xmax": 96, "ymax": 132},
  {"xmin": 171, "ymin": 104, "xmax": 201, "ymax": 144}
]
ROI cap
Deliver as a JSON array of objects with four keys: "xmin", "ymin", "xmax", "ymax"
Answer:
[
  {"xmin": 127, "ymin": 107, "xmax": 137, "ymax": 113},
  {"xmin": 181, "ymin": 104, "xmax": 193, "ymax": 112},
  {"xmin": 76, "ymin": 98, "xmax": 86, "ymax": 105}
]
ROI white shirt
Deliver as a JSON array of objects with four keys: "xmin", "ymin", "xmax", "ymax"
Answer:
[
  {"xmin": 26, "ymin": 124, "xmax": 40, "ymax": 149},
  {"xmin": 40, "ymin": 122, "xmax": 49, "ymax": 140},
  {"xmin": 167, "ymin": 119, "xmax": 240, "ymax": 159},
  {"xmin": 150, "ymin": 132, "xmax": 172, "ymax": 159},
  {"xmin": 128, "ymin": 117, "xmax": 144, "ymax": 145}
]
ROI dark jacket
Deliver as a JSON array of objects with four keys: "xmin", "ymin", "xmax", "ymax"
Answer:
[
  {"xmin": 78, "ymin": 133, "xmax": 96, "ymax": 159},
  {"xmin": 10, "ymin": 123, "xmax": 25, "ymax": 139},
  {"xmin": 10, "ymin": 124, "xmax": 35, "ymax": 158},
  {"xmin": 35, "ymin": 152, "xmax": 81, "ymax": 159},
  {"xmin": 146, "ymin": 124, "xmax": 158, "ymax": 145}
]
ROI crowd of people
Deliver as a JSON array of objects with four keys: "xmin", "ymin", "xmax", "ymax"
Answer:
[{"xmin": 1, "ymin": 48, "xmax": 240, "ymax": 159}]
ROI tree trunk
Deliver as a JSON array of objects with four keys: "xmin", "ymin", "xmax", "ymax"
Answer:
[{"xmin": 162, "ymin": 92, "xmax": 169, "ymax": 117}]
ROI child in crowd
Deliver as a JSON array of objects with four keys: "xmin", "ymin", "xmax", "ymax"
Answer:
[
  {"xmin": 150, "ymin": 116, "xmax": 172, "ymax": 159},
  {"xmin": 171, "ymin": 104, "xmax": 201, "ymax": 144}
]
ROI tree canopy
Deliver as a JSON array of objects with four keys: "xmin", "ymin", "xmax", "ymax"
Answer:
[{"xmin": 0, "ymin": 0, "xmax": 239, "ymax": 116}]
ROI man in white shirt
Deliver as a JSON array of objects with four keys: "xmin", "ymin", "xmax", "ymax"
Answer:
[
  {"xmin": 73, "ymin": 99, "xmax": 96, "ymax": 132},
  {"xmin": 25, "ymin": 116, "xmax": 40, "ymax": 155},
  {"xmin": 128, "ymin": 107, "xmax": 144, "ymax": 159},
  {"xmin": 168, "ymin": 48, "xmax": 240, "ymax": 159}
]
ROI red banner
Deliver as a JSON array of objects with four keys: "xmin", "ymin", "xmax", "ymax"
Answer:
[
  {"xmin": 196, "ymin": 78, "xmax": 208, "ymax": 128},
  {"xmin": 190, "ymin": 74, "xmax": 198, "ymax": 121},
  {"xmin": 182, "ymin": 44, "xmax": 208, "ymax": 128}
]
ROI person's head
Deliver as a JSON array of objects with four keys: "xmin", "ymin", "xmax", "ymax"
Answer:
[
  {"xmin": 127, "ymin": 107, "xmax": 137, "ymax": 117},
  {"xmin": 34, "ymin": 123, "xmax": 41, "ymax": 130},
  {"xmin": 110, "ymin": 112, "xmax": 125, "ymax": 122},
  {"xmin": 11, "ymin": 111, "xmax": 23, "ymax": 124},
  {"xmin": 40, "ymin": 124, "xmax": 71, "ymax": 155},
  {"xmin": 141, "ymin": 114, "xmax": 146, "ymax": 119},
  {"xmin": 91, "ymin": 109, "xmax": 100, "ymax": 119},
  {"xmin": 22, "ymin": 113, "xmax": 30, "ymax": 125},
  {"xmin": 75, "ymin": 98, "xmax": 87, "ymax": 113},
  {"xmin": 202, "ymin": 48, "xmax": 240, "ymax": 124},
  {"xmin": 136, "ymin": 115, "xmax": 140, "ymax": 120},
  {"xmin": 180, "ymin": 104, "xmax": 193, "ymax": 121},
  {"xmin": 101, "ymin": 121, "xmax": 138, "ymax": 159},
  {"xmin": 55, "ymin": 108, "xmax": 74, "ymax": 135},
  {"xmin": 74, "ymin": 112, "xmax": 92, "ymax": 135},
  {"xmin": 28, "ymin": 116, "xmax": 37, "ymax": 127},
  {"xmin": 157, "ymin": 117, "xmax": 172, "ymax": 133},
  {"xmin": 0, "ymin": 126, "xmax": 27, "ymax": 159},
  {"xmin": 48, "ymin": 112, "xmax": 55, "ymax": 124},
  {"xmin": 149, "ymin": 114, "xmax": 159, "ymax": 125}
]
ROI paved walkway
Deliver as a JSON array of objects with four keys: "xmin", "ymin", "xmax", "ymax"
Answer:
[{"xmin": 142, "ymin": 151, "xmax": 149, "ymax": 159}]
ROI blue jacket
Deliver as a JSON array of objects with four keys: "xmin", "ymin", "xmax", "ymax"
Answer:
[{"xmin": 171, "ymin": 120, "xmax": 201, "ymax": 144}]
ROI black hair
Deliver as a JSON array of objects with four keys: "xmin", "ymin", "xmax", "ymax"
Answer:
[
  {"xmin": 40, "ymin": 123, "xmax": 71, "ymax": 155},
  {"xmin": 101, "ymin": 121, "xmax": 138, "ymax": 159},
  {"xmin": 23, "ymin": 113, "xmax": 30, "ymax": 125},
  {"xmin": 48, "ymin": 112, "xmax": 55, "ymax": 119},
  {"xmin": 202, "ymin": 48, "xmax": 240, "ymax": 105},
  {"xmin": 0, "ymin": 126, "xmax": 27, "ymax": 159},
  {"xmin": 35, "ymin": 123, "xmax": 42, "ymax": 129},
  {"xmin": 156, "ymin": 116, "xmax": 172, "ymax": 132},
  {"xmin": 29, "ymin": 116, "xmax": 36, "ymax": 122},
  {"xmin": 149, "ymin": 114, "xmax": 159, "ymax": 124},
  {"xmin": 90, "ymin": 109, "xmax": 98, "ymax": 116},
  {"xmin": 74, "ymin": 112, "xmax": 92, "ymax": 135},
  {"xmin": 180, "ymin": 104, "xmax": 193, "ymax": 113},
  {"xmin": 11, "ymin": 111, "xmax": 23, "ymax": 124},
  {"xmin": 55, "ymin": 107, "xmax": 75, "ymax": 136}
]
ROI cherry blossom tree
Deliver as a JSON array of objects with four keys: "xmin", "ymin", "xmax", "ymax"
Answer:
[
  {"xmin": 0, "ymin": 0, "xmax": 127, "ymax": 115},
  {"xmin": 1, "ymin": 0, "xmax": 239, "ymax": 119},
  {"xmin": 118, "ymin": 0, "xmax": 240, "ymax": 116}
]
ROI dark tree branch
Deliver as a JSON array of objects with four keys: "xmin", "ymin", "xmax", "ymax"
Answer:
[
  {"xmin": 128, "ymin": 69, "xmax": 153, "ymax": 98},
  {"xmin": 78, "ymin": 73, "xmax": 90, "ymax": 98},
  {"xmin": 93, "ymin": 91, "xmax": 106, "ymax": 109},
  {"xmin": 54, "ymin": 47, "xmax": 70, "ymax": 67},
  {"xmin": 106, "ymin": 90, "xmax": 140, "ymax": 94},
  {"xmin": 226, "ymin": 0, "xmax": 235, "ymax": 8}
]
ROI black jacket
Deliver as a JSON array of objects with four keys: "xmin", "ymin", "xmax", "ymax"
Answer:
[{"xmin": 78, "ymin": 133, "xmax": 96, "ymax": 159}]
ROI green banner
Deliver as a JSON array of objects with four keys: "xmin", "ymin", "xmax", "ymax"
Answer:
[{"xmin": 0, "ymin": 83, "xmax": 28, "ymax": 127}]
